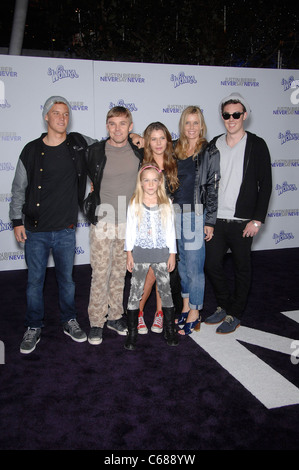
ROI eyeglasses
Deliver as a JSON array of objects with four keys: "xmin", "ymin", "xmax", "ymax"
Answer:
[{"xmin": 222, "ymin": 112, "xmax": 244, "ymax": 120}]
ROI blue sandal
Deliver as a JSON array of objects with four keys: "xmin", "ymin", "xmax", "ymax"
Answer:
[
  {"xmin": 179, "ymin": 317, "xmax": 201, "ymax": 335},
  {"xmin": 175, "ymin": 311, "xmax": 189, "ymax": 327}
]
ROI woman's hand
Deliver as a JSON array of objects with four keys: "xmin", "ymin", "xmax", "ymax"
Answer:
[
  {"xmin": 167, "ymin": 253, "xmax": 176, "ymax": 272},
  {"xmin": 126, "ymin": 252, "xmax": 134, "ymax": 272}
]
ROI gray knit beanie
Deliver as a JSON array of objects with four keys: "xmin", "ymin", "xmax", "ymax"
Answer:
[
  {"xmin": 219, "ymin": 92, "xmax": 251, "ymax": 116},
  {"xmin": 42, "ymin": 96, "xmax": 72, "ymax": 121}
]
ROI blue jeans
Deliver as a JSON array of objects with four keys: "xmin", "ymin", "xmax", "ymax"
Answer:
[
  {"xmin": 24, "ymin": 228, "xmax": 76, "ymax": 328},
  {"xmin": 175, "ymin": 211, "xmax": 205, "ymax": 310}
]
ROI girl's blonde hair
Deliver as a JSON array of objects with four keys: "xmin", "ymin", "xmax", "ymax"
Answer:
[
  {"xmin": 131, "ymin": 163, "xmax": 172, "ymax": 227},
  {"xmin": 143, "ymin": 122, "xmax": 179, "ymax": 192},
  {"xmin": 175, "ymin": 106, "xmax": 207, "ymax": 160}
]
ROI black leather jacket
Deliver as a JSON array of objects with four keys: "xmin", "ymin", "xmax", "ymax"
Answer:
[
  {"xmin": 83, "ymin": 137, "xmax": 143, "ymax": 225},
  {"xmin": 9, "ymin": 132, "xmax": 91, "ymax": 228},
  {"xmin": 173, "ymin": 140, "xmax": 220, "ymax": 227},
  {"xmin": 193, "ymin": 141, "xmax": 220, "ymax": 227}
]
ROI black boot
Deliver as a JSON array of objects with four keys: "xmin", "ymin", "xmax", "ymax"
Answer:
[
  {"xmin": 163, "ymin": 307, "xmax": 179, "ymax": 346},
  {"xmin": 124, "ymin": 309, "xmax": 139, "ymax": 351},
  {"xmin": 170, "ymin": 263, "xmax": 183, "ymax": 319}
]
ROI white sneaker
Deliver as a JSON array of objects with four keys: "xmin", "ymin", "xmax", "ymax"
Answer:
[
  {"xmin": 137, "ymin": 311, "xmax": 148, "ymax": 334},
  {"xmin": 151, "ymin": 311, "xmax": 163, "ymax": 333}
]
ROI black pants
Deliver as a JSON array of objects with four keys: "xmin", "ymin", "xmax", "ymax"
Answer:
[{"xmin": 205, "ymin": 219, "xmax": 253, "ymax": 319}]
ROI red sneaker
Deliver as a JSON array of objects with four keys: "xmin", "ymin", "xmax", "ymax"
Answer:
[
  {"xmin": 137, "ymin": 311, "xmax": 148, "ymax": 334},
  {"xmin": 151, "ymin": 310, "xmax": 163, "ymax": 333}
]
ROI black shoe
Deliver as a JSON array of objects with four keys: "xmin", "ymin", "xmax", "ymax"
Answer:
[
  {"xmin": 88, "ymin": 327, "xmax": 103, "ymax": 345},
  {"xmin": 163, "ymin": 307, "xmax": 179, "ymax": 346},
  {"xmin": 107, "ymin": 317, "xmax": 128, "ymax": 336},
  {"xmin": 63, "ymin": 319, "xmax": 87, "ymax": 342},
  {"xmin": 124, "ymin": 309, "xmax": 139, "ymax": 350}
]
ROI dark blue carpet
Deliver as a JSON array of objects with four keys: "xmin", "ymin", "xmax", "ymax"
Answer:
[{"xmin": 0, "ymin": 248, "xmax": 298, "ymax": 451}]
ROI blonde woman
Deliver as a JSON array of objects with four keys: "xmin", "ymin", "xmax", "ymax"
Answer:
[
  {"xmin": 124, "ymin": 163, "xmax": 178, "ymax": 350},
  {"xmin": 173, "ymin": 106, "xmax": 220, "ymax": 335}
]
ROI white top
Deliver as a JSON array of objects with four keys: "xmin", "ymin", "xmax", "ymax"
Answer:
[
  {"xmin": 125, "ymin": 199, "xmax": 177, "ymax": 256},
  {"xmin": 216, "ymin": 133, "xmax": 247, "ymax": 220}
]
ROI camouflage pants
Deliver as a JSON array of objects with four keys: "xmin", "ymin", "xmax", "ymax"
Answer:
[
  {"xmin": 128, "ymin": 262, "xmax": 174, "ymax": 310},
  {"xmin": 88, "ymin": 222, "xmax": 127, "ymax": 327}
]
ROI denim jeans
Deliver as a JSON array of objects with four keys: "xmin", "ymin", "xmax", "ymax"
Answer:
[
  {"xmin": 24, "ymin": 228, "xmax": 76, "ymax": 328},
  {"xmin": 175, "ymin": 211, "xmax": 205, "ymax": 310}
]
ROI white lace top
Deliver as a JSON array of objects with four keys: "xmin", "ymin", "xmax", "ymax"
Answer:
[{"xmin": 125, "ymin": 199, "xmax": 177, "ymax": 262}]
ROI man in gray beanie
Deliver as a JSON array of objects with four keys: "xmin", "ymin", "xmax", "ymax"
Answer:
[
  {"xmin": 9, "ymin": 96, "xmax": 95, "ymax": 354},
  {"xmin": 204, "ymin": 93, "xmax": 272, "ymax": 333},
  {"xmin": 42, "ymin": 95, "xmax": 72, "ymax": 122}
]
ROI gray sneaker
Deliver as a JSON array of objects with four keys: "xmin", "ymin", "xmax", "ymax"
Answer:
[
  {"xmin": 63, "ymin": 319, "xmax": 87, "ymax": 343},
  {"xmin": 88, "ymin": 327, "xmax": 103, "ymax": 345},
  {"xmin": 205, "ymin": 307, "xmax": 227, "ymax": 325},
  {"xmin": 20, "ymin": 327, "xmax": 41, "ymax": 354},
  {"xmin": 107, "ymin": 317, "xmax": 128, "ymax": 336}
]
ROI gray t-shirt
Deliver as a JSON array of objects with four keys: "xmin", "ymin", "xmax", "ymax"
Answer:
[
  {"xmin": 99, "ymin": 141, "xmax": 139, "ymax": 224},
  {"xmin": 216, "ymin": 133, "xmax": 247, "ymax": 220}
]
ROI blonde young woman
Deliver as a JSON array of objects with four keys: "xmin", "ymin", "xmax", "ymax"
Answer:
[
  {"xmin": 137, "ymin": 122, "xmax": 180, "ymax": 336},
  {"xmin": 124, "ymin": 163, "xmax": 178, "ymax": 350},
  {"xmin": 173, "ymin": 106, "xmax": 220, "ymax": 335}
]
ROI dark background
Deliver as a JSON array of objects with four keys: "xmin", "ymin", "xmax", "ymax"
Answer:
[{"xmin": 1, "ymin": 0, "xmax": 298, "ymax": 69}]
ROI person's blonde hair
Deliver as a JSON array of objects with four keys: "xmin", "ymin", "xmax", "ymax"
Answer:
[
  {"xmin": 131, "ymin": 163, "xmax": 172, "ymax": 228},
  {"xmin": 175, "ymin": 106, "xmax": 207, "ymax": 160},
  {"xmin": 143, "ymin": 122, "xmax": 179, "ymax": 193}
]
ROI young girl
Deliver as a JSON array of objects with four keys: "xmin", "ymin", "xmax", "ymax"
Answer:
[
  {"xmin": 124, "ymin": 163, "xmax": 178, "ymax": 350},
  {"xmin": 138, "ymin": 122, "xmax": 180, "ymax": 336}
]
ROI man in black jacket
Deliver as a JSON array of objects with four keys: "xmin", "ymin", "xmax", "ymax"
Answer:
[
  {"xmin": 83, "ymin": 106, "xmax": 143, "ymax": 346},
  {"xmin": 9, "ymin": 96, "xmax": 95, "ymax": 353},
  {"xmin": 204, "ymin": 93, "xmax": 272, "ymax": 333}
]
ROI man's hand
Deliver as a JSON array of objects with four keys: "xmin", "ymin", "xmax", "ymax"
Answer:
[
  {"xmin": 130, "ymin": 133, "xmax": 144, "ymax": 148},
  {"xmin": 14, "ymin": 225, "xmax": 27, "ymax": 243},
  {"xmin": 243, "ymin": 220, "xmax": 261, "ymax": 238},
  {"xmin": 204, "ymin": 225, "xmax": 214, "ymax": 242}
]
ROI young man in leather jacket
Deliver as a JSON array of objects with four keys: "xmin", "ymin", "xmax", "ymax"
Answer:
[
  {"xmin": 83, "ymin": 106, "xmax": 143, "ymax": 345},
  {"xmin": 10, "ymin": 96, "xmax": 95, "ymax": 354},
  {"xmin": 204, "ymin": 93, "xmax": 272, "ymax": 334}
]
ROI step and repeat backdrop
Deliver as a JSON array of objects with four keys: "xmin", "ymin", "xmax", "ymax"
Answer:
[{"xmin": 0, "ymin": 55, "xmax": 298, "ymax": 271}]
